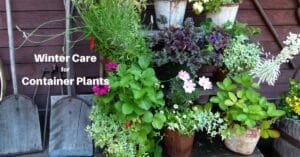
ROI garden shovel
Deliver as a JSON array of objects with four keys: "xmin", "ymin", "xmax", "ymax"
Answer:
[
  {"xmin": 49, "ymin": 0, "xmax": 93, "ymax": 156},
  {"xmin": 0, "ymin": 0, "xmax": 42, "ymax": 155}
]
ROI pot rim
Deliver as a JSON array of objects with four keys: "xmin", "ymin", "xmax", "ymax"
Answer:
[{"xmin": 221, "ymin": 3, "xmax": 240, "ymax": 7}]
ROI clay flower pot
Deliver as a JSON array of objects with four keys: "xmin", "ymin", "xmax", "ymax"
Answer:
[
  {"xmin": 224, "ymin": 128, "xmax": 261, "ymax": 155},
  {"xmin": 154, "ymin": 0, "xmax": 187, "ymax": 29},
  {"xmin": 163, "ymin": 128, "xmax": 195, "ymax": 157},
  {"xmin": 206, "ymin": 4, "xmax": 239, "ymax": 26}
]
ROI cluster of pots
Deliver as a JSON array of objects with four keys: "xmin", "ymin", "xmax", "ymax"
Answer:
[
  {"xmin": 154, "ymin": 1, "xmax": 261, "ymax": 156},
  {"xmin": 154, "ymin": 0, "xmax": 239, "ymax": 29}
]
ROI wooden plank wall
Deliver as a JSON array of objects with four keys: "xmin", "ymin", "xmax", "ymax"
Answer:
[{"xmin": 0, "ymin": 0, "xmax": 300, "ymax": 113}]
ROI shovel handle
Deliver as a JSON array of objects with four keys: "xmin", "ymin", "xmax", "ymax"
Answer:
[
  {"xmin": 5, "ymin": 0, "xmax": 18, "ymax": 95},
  {"xmin": 0, "ymin": 59, "xmax": 6, "ymax": 101},
  {"xmin": 65, "ymin": 0, "xmax": 75, "ymax": 96}
]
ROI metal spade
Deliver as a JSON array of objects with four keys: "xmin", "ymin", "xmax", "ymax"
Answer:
[
  {"xmin": 0, "ymin": 0, "xmax": 42, "ymax": 155},
  {"xmin": 49, "ymin": 0, "xmax": 93, "ymax": 156}
]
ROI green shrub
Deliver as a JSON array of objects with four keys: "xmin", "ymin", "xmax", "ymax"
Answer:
[{"xmin": 223, "ymin": 40, "xmax": 261, "ymax": 75}]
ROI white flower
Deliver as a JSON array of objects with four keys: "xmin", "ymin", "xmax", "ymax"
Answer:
[
  {"xmin": 198, "ymin": 76, "xmax": 213, "ymax": 90},
  {"xmin": 193, "ymin": 2, "xmax": 204, "ymax": 14},
  {"xmin": 183, "ymin": 115, "xmax": 187, "ymax": 119},
  {"xmin": 183, "ymin": 80, "xmax": 196, "ymax": 93},
  {"xmin": 161, "ymin": 84, "xmax": 165, "ymax": 89},
  {"xmin": 203, "ymin": 0, "xmax": 209, "ymax": 3},
  {"xmin": 178, "ymin": 70, "xmax": 190, "ymax": 81},
  {"xmin": 173, "ymin": 104, "xmax": 179, "ymax": 109}
]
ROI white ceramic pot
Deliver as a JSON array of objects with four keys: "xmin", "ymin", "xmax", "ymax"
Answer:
[
  {"xmin": 224, "ymin": 128, "xmax": 261, "ymax": 155},
  {"xmin": 154, "ymin": 0, "xmax": 187, "ymax": 29},
  {"xmin": 206, "ymin": 4, "xmax": 239, "ymax": 26}
]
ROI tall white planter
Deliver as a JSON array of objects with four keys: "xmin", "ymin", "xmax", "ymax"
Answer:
[
  {"xmin": 206, "ymin": 4, "xmax": 239, "ymax": 26},
  {"xmin": 154, "ymin": 0, "xmax": 187, "ymax": 29}
]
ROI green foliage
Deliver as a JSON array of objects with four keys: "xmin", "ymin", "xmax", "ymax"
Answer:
[
  {"xmin": 281, "ymin": 79, "xmax": 300, "ymax": 118},
  {"xmin": 223, "ymin": 21, "xmax": 261, "ymax": 41},
  {"xmin": 164, "ymin": 104, "xmax": 229, "ymax": 138},
  {"xmin": 223, "ymin": 40, "xmax": 261, "ymax": 75},
  {"xmin": 93, "ymin": 55, "xmax": 166, "ymax": 155},
  {"xmin": 210, "ymin": 73, "xmax": 285, "ymax": 138},
  {"xmin": 87, "ymin": 110, "xmax": 138, "ymax": 157},
  {"xmin": 73, "ymin": 0, "xmax": 149, "ymax": 64},
  {"xmin": 167, "ymin": 78, "xmax": 200, "ymax": 107}
]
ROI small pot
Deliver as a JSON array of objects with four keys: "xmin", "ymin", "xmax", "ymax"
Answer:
[
  {"xmin": 206, "ymin": 4, "xmax": 239, "ymax": 26},
  {"xmin": 163, "ymin": 128, "xmax": 195, "ymax": 157},
  {"xmin": 224, "ymin": 128, "xmax": 261, "ymax": 155},
  {"xmin": 154, "ymin": 0, "xmax": 187, "ymax": 29}
]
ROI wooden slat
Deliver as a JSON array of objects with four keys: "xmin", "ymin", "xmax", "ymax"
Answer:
[
  {"xmin": 258, "ymin": 83, "xmax": 289, "ymax": 98},
  {"xmin": 0, "ymin": 11, "xmax": 65, "ymax": 30},
  {"xmin": 240, "ymin": 0, "xmax": 297, "ymax": 9},
  {"xmin": 0, "ymin": 0, "xmax": 64, "ymax": 11},
  {"xmin": 256, "ymin": 26, "xmax": 300, "ymax": 42},
  {"xmin": 0, "ymin": 29, "xmax": 86, "ymax": 48},
  {"xmin": 237, "ymin": 10, "xmax": 298, "ymax": 26}
]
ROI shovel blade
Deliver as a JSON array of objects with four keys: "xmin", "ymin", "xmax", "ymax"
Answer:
[
  {"xmin": 0, "ymin": 95, "xmax": 42, "ymax": 155},
  {"xmin": 49, "ymin": 97, "xmax": 93, "ymax": 157}
]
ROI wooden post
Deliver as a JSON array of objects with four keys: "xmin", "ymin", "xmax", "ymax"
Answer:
[{"xmin": 297, "ymin": 0, "xmax": 300, "ymax": 23}]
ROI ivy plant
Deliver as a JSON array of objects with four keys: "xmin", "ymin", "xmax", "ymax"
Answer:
[{"xmin": 210, "ymin": 73, "xmax": 286, "ymax": 138}]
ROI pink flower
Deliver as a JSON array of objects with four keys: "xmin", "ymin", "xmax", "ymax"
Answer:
[
  {"xmin": 105, "ymin": 61, "xmax": 118, "ymax": 71},
  {"xmin": 183, "ymin": 80, "xmax": 196, "ymax": 93},
  {"xmin": 178, "ymin": 70, "xmax": 190, "ymax": 81},
  {"xmin": 198, "ymin": 76, "xmax": 213, "ymax": 90},
  {"xmin": 93, "ymin": 84, "xmax": 110, "ymax": 96}
]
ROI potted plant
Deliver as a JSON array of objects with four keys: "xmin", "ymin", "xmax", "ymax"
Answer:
[
  {"xmin": 160, "ymin": 70, "xmax": 228, "ymax": 157},
  {"xmin": 154, "ymin": 0, "xmax": 188, "ymax": 29},
  {"xmin": 223, "ymin": 39, "xmax": 261, "ymax": 75},
  {"xmin": 148, "ymin": 18, "xmax": 214, "ymax": 77},
  {"xmin": 210, "ymin": 73, "xmax": 286, "ymax": 155},
  {"xmin": 189, "ymin": 0, "xmax": 243, "ymax": 26},
  {"xmin": 200, "ymin": 20, "xmax": 261, "ymax": 81},
  {"xmin": 274, "ymin": 79, "xmax": 300, "ymax": 157}
]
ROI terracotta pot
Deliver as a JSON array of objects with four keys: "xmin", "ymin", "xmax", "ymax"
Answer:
[
  {"xmin": 224, "ymin": 128, "xmax": 261, "ymax": 155},
  {"xmin": 163, "ymin": 129, "xmax": 195, "ymax": 157},
  {"xmin": 206, "ymin": 4, "xmax": 239, "ymax": 26},
  {"xmin": 154, "ymin": 0, "xmax": 187, "ymax": 29}
]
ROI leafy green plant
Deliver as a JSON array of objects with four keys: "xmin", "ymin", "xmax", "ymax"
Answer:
[
  {"xmin": 210, "ymin": 73, "xmax": 285, "ymax": 138},
  {"xmin": 73, "ymin": 0, "xmax": 149, "ymax": 64},
  {"xmin": 93, "ymin": 55, "xmax": 166, "ymax": 155},
  {"xmin": 189, "ymin": 0, "xmax": 243, "ymax": 14},
  {"xmin": 223, "ymin": 40, "xmax": 261, "ymax": 75}
]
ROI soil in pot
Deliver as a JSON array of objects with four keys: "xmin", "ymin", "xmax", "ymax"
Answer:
[
  {"xmin": 163, "ymin": 128, "xmax": 195, "ymax": 157},
  {"xmin": 206, "ymin": 4, "xmax": 239, "ymax": 26},
  {"xmin": 224, "ymin": 128, "xmax": 261, "ymax": 155}
]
